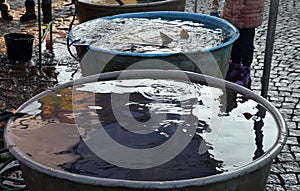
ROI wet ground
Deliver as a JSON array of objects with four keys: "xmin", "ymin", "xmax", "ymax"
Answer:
[
  {"xmin": 0, "ymin": 2, "xmax": 81, "ymax": 189},
  {"xmin": 1, "ymin": 0, "xmax": 300, "ymax": 190},
  {"xmin": 0, "ymin": 0, "xmax": 78, "ymax": 112}
]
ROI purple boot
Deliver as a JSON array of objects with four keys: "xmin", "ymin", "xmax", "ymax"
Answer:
[
  {"xmin": 236, "ymin": 66, "xmax": 251, "ymax": 88},
  {"xmin": 225, "ymin": 61, "xmax": 242, "ymax": 83}
]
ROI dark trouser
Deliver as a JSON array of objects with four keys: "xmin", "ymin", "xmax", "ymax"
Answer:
[{"xmin": 231, "ymin": 28, "xmax": 255, "ymax": 67}]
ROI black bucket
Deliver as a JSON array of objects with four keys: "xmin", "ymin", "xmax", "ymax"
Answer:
[{"xmin": 4, "ymin": 33, "xmax": 34, "ymax": 61}]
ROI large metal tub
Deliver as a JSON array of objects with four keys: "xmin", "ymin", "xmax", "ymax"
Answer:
[
  {"xmin": 69, "ymin": 11, "xmax": 239, "ymax": 78},
  {"xmin": 5, "ymin": 70, "xmax": 286, "ymax": 191},
  {"xmin": 77, "ymin": 0, "xmax": 186, "ymax": 23}
]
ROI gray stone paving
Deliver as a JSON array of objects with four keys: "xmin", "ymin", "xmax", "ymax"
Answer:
[
  {"xmin": 252, "ymin": 0, "xmax": 300, "ymax": 190},
  {"xmin": 262, "ymin": 1, "xmax": 300, "ymax": 191},
  {"xmin": 188, "ymin": 0, "xmax": 300, "ymax": 190}
]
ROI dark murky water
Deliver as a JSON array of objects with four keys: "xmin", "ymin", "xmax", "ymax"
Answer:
[{"xmin": 7, "ymin": 79, "xmax": 279, "ymax": 181}]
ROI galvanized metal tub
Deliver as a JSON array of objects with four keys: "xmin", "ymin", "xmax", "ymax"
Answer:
[
  {"xmin": 77, "ymin": 0, "xmax": 186, "ymax": 23},
  {"xmin": 5, "ymin": 70, "xmax": 286, "ymax": 191},
  {"xmin": 69, "ymin": 11, "xmax": 239, "ymax": 78}
]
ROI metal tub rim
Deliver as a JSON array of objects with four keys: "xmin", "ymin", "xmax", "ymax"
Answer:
[
  {"xmin": 78, "ymin": 0, "xmax": 183, "ymax": 8},
  {"xmin": 5, "ymin": 70, "xmax": 287, "ymax": 189}
]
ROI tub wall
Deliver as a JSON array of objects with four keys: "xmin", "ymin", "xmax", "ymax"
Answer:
[
  {"xmin": 21, "ymin": 162, "xmax": 271, "ymax": 191},
  {"xmin": 77, "ymin": 0, "xmax": 186, "ymax": 23},
  {"xmin": 78, "ymin": 44, "xmax": 232, "ymax": 79}
]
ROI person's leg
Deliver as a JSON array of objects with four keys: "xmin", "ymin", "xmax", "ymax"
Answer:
[
  {"xmin": 210, "ymin": 0, "xmax": 220, "ymax": 17},
  {"xmin": 230, "ymin": 27, "xmax": 243, "ymax": 64},
  {"xmin": 239, "ymin": 28, "xmax": 255, "ymax": 66},
  {"xmin": 20, "ymin": 0, "xmax": 36, "ymax": 22},
  {"xmin": 0, "ymin": 0, "xmax": 13, "ymax": 21},
  {"xmin": 41, "ymin": 0, "xmax": 51, "ymax": 23},
  {"xmin": 211, "ymin": 0, "xmax": 219, "ymax": 11},
  {"xmin": 235, "ymin": 28, "xmax": 256, "ymax": 88},
  {"xmin": 226, "ymin": 31, "xmax": 242, "ymax": 82}
]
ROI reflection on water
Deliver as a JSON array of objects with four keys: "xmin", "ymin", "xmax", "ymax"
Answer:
[
  {"xmin": 252, "ymin": 104, "xmax": 267, "ymax": 160},
  {"xmin": 218, "ymin": 91, "xmax": 269, "ymax": 161},
  {"xmin": 7, "ymin": 79, "xmax": 279, "ymax": 181}
]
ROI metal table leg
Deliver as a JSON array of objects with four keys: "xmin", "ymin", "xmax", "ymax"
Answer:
[{"xmin": 37, "ymin": 0, "xmax": 53, "ymax": 69}]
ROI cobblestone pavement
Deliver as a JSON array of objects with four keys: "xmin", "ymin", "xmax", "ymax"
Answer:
[
  {"xmin": 0, "ymin": 0, "xmax": 299, "ymax": 190},
  {"xmin": 190, "ymin": 1, "xmax": 300, "ymax": 190},
  {"xmin": 251, "ymin": 1, "xmax": 300, "ymax": 190}
]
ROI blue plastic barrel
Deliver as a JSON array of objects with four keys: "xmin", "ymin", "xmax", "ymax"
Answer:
[{"xmin": 69, "ymin": 11, "xmax": 239, "ymax": 78}]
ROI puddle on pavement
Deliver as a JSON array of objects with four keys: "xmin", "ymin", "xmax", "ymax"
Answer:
[
  {"xmin": 7, "ymin": 78, "xmax": 279, "ymax": 181},
  {"xmin": 51, "ymin": 41, "xmax": 82, "ymax": 83}
]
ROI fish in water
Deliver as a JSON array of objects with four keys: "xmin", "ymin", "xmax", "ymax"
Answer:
[
  {"xmin": 115, "ymin": 0, "xmax": 124, "ymax": 5},
  {"xmin": 160, "ymin": 32, "xmax": 173, "ymax": 46},
  {"xmin": 160, "ymin": 29, "xmax": 190, "ymax": 46},
  {"xmin": 180, "ymin": 28, "xmax": 190, "ymax": 39}
]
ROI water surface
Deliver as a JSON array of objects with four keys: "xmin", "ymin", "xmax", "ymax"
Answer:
[
  {"xmin": 7, "ymin": 79, "xmax": 279, "ymax": 181},
  {"xmin": 72, "ymin": 18, "xmax": 225, "ymax": 53}
]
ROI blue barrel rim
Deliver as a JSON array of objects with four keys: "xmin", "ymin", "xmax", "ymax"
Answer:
[
  {"xmin": 5, "ymin": 70, "xmax": 286, "ymax": 189},
  {"xmin": 69, "ymin": 11, "xmax": 240, "ymax": 58}
]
